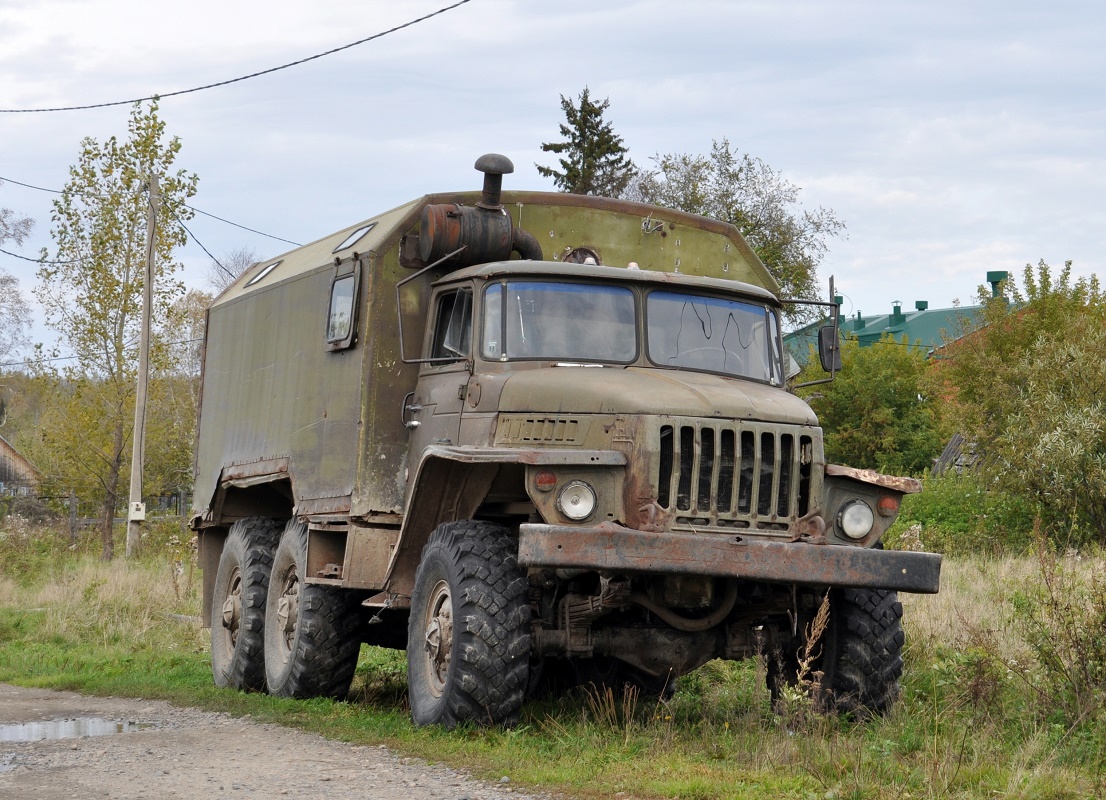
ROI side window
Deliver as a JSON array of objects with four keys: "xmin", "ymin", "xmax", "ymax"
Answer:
[
  {"xmin": 325, "ymin": 266, "xmax": 360, "ymax": 352},
  {"xmin": 430, "ymin": 289, "xmax": 473, "ymax": 360}
]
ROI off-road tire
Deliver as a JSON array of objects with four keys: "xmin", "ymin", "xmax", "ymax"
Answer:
[
  {"xmin": 818, "ymin": 587, "xmax": 904, "ymax": 716},
  {"xmin": 407, "ymin": 520, "xmax": 531, "ymax": 728},
  {"xmin": 210, "ymin": 517, "xmax": 282, "ymax": 691},
  {"xmin": 264, "ymin": 520, "xmax": 365, "ymax": 699}
]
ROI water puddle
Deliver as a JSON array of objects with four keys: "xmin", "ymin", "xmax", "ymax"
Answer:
[{"xmin": 0, "ymin": 717, "xmax": 155, "ymax": 743}]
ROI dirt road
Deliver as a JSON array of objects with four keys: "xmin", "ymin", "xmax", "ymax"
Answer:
[{"xmin": 0, "ymin": 684, "xmax": 552, "ymax": 800}]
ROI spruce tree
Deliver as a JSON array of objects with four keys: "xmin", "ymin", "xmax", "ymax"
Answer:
[{"xmin": 537, "ymin": 88, "xmax": 636, "ymax": 197}]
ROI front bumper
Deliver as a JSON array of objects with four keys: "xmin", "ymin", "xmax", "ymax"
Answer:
[{"xmin": 517, "ymin": 523, "xmax": 941, "ymax": 594}]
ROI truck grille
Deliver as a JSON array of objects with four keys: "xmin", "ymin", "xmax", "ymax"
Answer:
[{"xmin": 655, "ymin": 421, "xmax": 814, "ymax": 530}]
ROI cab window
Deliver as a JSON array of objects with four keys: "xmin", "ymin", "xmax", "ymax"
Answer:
[{"xmin": 430, "ymin": 289, "xmax": 473, "ymax": 360}]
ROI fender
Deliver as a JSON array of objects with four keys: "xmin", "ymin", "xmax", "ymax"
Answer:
[{"xmin": 381, "ymin": 444, "xmax": 625, "ymax": 598}]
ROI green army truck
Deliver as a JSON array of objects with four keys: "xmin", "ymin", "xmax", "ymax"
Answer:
[{"xmin": 192, "ymin": 154, "xmax": 941, "ymax": 726}]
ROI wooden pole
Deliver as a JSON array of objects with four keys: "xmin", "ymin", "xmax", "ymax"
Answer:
[{"xmin": 126, "ymin": 174, "xmax": 157, "ymax": 558}]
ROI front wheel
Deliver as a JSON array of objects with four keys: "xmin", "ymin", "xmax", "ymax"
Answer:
[
  {"xmin": 263, "ymin": 520, "xmax": 365, "ymax": 699},
  {"xmin": 818, "ymin": 587, "xmax": 905, "ymax": 716},
  {"xmin": 407, "ymin": 520, "xmax": 531, "ymax": 728}
]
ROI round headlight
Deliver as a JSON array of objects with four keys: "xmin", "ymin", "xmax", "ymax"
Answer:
[
  {"xmin": 837, "ymin": 500, "xmax": 875, "ymax": 539},
  {"xmin": 557, "ymin": 480, "xmax": 597, "ymax": 521}
]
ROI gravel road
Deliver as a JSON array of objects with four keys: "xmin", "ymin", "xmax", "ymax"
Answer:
[{"xmin": 0, "ymin": 683, "xmax": 556, "ymax": 800}]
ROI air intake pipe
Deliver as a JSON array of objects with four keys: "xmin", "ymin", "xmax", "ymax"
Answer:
[{"xmin": 418, "ymin": 154, "xmax": 543, "ymax": 267}]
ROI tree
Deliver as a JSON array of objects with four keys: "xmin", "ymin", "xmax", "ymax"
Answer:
[
  {"xmin": 142, "ymin": 288, "xmax": 214, "ymax": 503},
  {"xmin": 0, "ymin": 190, "xmax": 34, "ymax": 365},
  {"xmin": 938, "ymin": 260, "xmax": 1106, "ymax": 542},
  {"xmin": 798, "ymin": 334, "xmax": 944, "ymax": 476},
  {"xmin": 207, "ymin": 246, "xmax": 259, "ymax": 293},
  {"xmin": 32, "ymin": 101, "xmax": 198, "ymax": 559},
  {"xmin": 628, "ymin": 139, "xmax": 845, "ymax": 312},
  {"xmin": 0, "ymin": 192, "xmax": 33, "ymax": 245},
  {"xmin": 536, "ymin": 87, "xmax": 637, "ymax": 197},
  {"xmin": 0, "ymin": 269, "xmax": 32, "ymax": 367}
]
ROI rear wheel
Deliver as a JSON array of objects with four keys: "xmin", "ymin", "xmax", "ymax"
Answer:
[
  {"xmin": 407, "ymin": 520, "xmax": 531, "ymax": 728},
  {"xmin": 210, "ymin": 518, "xmax": 282, "ymax": 691},
  {"xmin": 264, "ymin": 520, "xmax": 365, "ymax": 699}
]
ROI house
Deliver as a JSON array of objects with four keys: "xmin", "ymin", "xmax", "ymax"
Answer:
[
  {"xmin": 0, "ymin": 434, "xmax": 41, "ymax": 496},
  {"xmin": 784, "ymin": 271, "xmax": 1008, "ymax": 368}
]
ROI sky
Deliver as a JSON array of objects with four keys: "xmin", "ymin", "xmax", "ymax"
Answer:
[{"xmin": 2, "ymin": 0, "xmax": 1104, "ymax": 353}]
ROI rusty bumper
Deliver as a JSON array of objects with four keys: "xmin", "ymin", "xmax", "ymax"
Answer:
[{"xmin": 517, "ymin": 523, "xmax": 941, "ymax": 594}]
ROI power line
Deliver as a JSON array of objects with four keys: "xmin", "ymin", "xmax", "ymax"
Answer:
[
  {"xmin": 0, "ymin": 246, "xmax": 83, "ymax": 266},
  {"xmin": 184, "ymin": 204, "xmax": 300, "ymax": 247},
  {"xmin": 0, "ymin": 0, "xmax": 472, "ymax": 114},
  {"xmin": 0, "ymin": 337, "xmax": 205, "ymax": 369},
  {"xmin": 0, "ymin": 175, "xmax": 61, "ymax": 194},
  {"xmin": 1, "ymin": 173, "xmax": 301, "ymax": 246},
  {"xmin": 172, "ymin": 213, "xmax": 234, "ymax": 281}
]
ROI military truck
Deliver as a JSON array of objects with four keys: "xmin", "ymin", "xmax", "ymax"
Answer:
[{"xmin": 192, "ymin": 154, "xmax": 941, "ymax": 727}]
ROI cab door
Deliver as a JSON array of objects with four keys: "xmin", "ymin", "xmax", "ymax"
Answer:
[{"xmin": 404, "ymin": 287, "xmax": 474, "ymax": 477}]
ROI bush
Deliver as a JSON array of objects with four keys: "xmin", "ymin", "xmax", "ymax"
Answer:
[
  {"xmin": 885, "ymin": 470, "xmax": 1037, "ymax": 555},
  {"xmin": 1009, "ymin": 534, "xmax": 1106, "ymax": 733}
]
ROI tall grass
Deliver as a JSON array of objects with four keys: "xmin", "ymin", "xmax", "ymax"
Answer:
[{"xmin": 2, "ymin": 516, "xmax": 1105, "ymax": 799}]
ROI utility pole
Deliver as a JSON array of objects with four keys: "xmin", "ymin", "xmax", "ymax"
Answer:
[{"xmin": 127, "ymin": 174, "xmax": 157, "ymax": 558}]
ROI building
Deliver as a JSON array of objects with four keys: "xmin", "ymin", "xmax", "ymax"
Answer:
[
  {"xmin": 784, "ymin": 271, "xmax": 1008, "ymax": 368},
  {"xmin": 0, "ymin": 434, "xmax": 41, "ymax": 496}
]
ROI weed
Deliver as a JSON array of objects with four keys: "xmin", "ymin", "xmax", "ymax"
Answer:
[
  {"xmin": 1007, "ymin": 527, "xmax": 1106, "ymax": 733},
  {"xmin": 770, "ymin": 592, "xmax": 831, "ymax": 728}
]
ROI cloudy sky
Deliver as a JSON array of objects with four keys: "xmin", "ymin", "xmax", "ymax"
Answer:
[{"xmin": 1, "ymin": 0, "xmax": 1103, "ymax": 351}]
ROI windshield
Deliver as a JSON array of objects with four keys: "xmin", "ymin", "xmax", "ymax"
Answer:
[
  {"xmin": 482, "ymin": 281, "xmax": 636, "ymax": 362},
  {"xmin": 646, "ymin": 290, "xmax": 782, "ymax": 384}
]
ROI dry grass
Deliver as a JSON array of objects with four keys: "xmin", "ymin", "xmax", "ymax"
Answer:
[
  {"xmin": 903, "ymin": 554, "xmax": 1039, "ymax": 662},
  {"xmin": 0, "ymin": 552, "xmax": 205, "ymax": 653}
]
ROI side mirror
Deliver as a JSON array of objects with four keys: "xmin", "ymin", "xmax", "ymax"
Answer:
[{"xmin": 818, "ymin": 325, "xmax": 842, "ymax": 372}]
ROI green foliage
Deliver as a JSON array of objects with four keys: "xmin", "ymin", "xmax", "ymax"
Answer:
[
  {"xmin": 536, "ymin": 87, "xmax": 637, "ymax": 197},
  {"xmin": 29, "ymin": 101, "xmax": 198, "ymax": 559},
  {"xmin": 798, "ymin": 334, "xmax": 943, "ymax": 475},
  {"xmin": 628, "ymin": 138, "xmax": 845, "ymax": 311},
  {"xmin": 885, "ymin": 471, "xmax": 1037, "ymax": 555},
  {"xmin": 941, "ymin": 260, "xmax": 1106, "ymax": 543}
]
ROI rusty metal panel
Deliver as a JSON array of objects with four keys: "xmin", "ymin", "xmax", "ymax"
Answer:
[
  {"xmin": 518, "ymin": 523, "xmax": 942, "ymax": 594},
  {"xmin": 342, "ymin": 526, "xmax": 399, "ymax": 589},
  {"xmin": 351, "ymin": 245, "xmax": 423, "ymax": 519},
  {"xmin": 825, "ymin": 464, "xmax": 923, "ymax": 494},
  {"xmin": 192, "ymin": 262, "xmax": 363, "ymax": 521}
]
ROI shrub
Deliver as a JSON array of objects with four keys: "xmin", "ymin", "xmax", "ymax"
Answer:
[{"xmin": 885, "ymin": 470, "xmax": 1037, "ymax": 555}]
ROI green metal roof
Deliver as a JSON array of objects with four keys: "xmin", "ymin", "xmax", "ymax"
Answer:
[{"xmin": 784, "ymin": 298, "xmax": 990, "ymax": 367}]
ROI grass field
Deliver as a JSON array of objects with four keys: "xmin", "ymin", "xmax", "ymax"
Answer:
[{"xmin": 1, "ymin": 518, "xmax": 1104, "ymax": 799}]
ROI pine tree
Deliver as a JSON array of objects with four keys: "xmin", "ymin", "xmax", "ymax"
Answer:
[{"xmin": 536, "ymin": 88, "xmax": 636, "ymax": 197}]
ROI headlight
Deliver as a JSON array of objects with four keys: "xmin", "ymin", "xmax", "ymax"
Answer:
[
  {"xmin": 837, "ymin": 500, "xmax": 875, "ymax": 539},
  {"xmin": 557, "ymin": 480, "xmax": 597, "ymax": 521}
]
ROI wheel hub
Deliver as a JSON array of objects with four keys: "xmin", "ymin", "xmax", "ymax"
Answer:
[
  {"xmin": 275, "ymin": 570, "xmax": 300, "ymax": 656},
  {"xmin": 220, "ymin": 570, "xmax": 243, "ymax": 646},
  {"xmin": 423, "ymin": 580, "xmax": 453, "ymax": 697}
]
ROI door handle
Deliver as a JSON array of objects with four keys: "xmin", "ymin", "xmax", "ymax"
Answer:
[{"xmin": 402, "ymin": 392, "xmax": 423, "ymax": 428}]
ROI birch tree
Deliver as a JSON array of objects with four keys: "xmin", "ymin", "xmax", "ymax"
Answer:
[{"xmin": 33, "ymin": 101, "xmax": 198, "ymax": 560}]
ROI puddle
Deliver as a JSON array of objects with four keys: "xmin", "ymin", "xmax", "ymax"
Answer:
[
  {"xmin": 0, "ymin": 718, "xmax": 155, "ymax": 742},
  {"xmin": 0, "ymin": 754, "xmax": 15, "ymax": 773}
]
